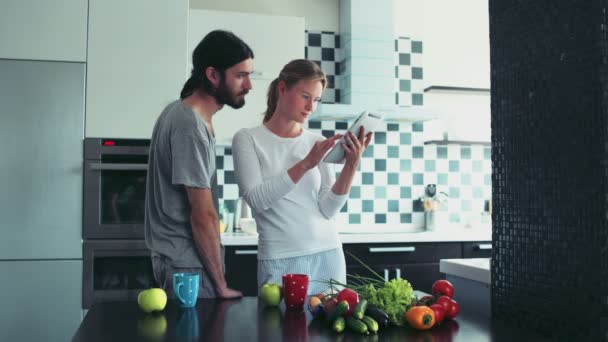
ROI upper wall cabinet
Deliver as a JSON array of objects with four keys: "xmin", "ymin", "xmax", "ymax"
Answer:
[
  {"xmin": 0, "ymin": 0, "xmax": 87, "ymax": 61},
  {"xmin": 86, "ymin": 0, "xmax": 189, "ymax": 139},
  {"xmin": 189, "ymin": 10, "xmax": 304, "ymax": 145},
  {"xmin": 422, "ymin": 0, "xmax": 490, "ymax": 90}
]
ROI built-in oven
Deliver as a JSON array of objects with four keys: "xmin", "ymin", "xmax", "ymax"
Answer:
[
  {"xmin": 83, "ymin": 138, "xmax": 156, "ymax": 309},
  {"xmin": 83, "ymin": 138, "xmax": 150, "ymax": 239},
  {"xmin": 83, "ymin": 240, "xmax": 155, "ymax": 308}
]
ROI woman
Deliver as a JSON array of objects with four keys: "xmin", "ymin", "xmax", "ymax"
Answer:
[{"xmin": 232, "ymin": 59, "xmax": 372, "ymax": 294}]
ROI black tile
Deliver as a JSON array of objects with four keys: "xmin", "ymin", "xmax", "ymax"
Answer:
[
  {"xmin": 304, "ymin": 46, "xmax": 308, "ymax": 59},
  {"xmin": 224, "ymin": 171, "xmax": 236, "ymax": 184},
  {"xmin": 335, "ymin": 89, "xmax": 341, "ymax": 103},
  {"xmin": 335, "ymin": 122, "xmax": 348, "ymax": 130},
  {"xmin": 413, "ymin": 199, "xmax": 424, "ymax": 212},
  {"xmin": 335, "ymin": 35, "xmax": 341, "ymax": 48},
  {"xmin": 399, "ymin": 53, "xmax": 411, "ymax": 65},
  {"xmin": 375, "ymin": 214, "xmax": 387, "ymax": 224},
  {"xmin": 308, "ymin": 33, "xmax": 321, "ymax": 47},
  {"xmin": 374, "ymin": 132, "xmax": 387, "ymax": 144},
  {"xmin": 224, "ymin": 148, "xmax": 232, "ymax": 155},
  {"xmin": 321, "ymin": 48, "xmax": 335, "ymax": 61},
  {"xmin": 326, "ymin": 75, "xmax": 335, "ymax": 89},
  {"xmin": 321, "ymin": 130, "xmax": 334, "ymax": 138},
  {"xmin": 387, "ymin": 123, "xmax": 399, "ymax": 131},
  {"xmin": 308, "ymin": 121, "xmax": 321, "ymax": 129},
  {"xmin": 215, "ymin": 155, "xmax": 224, "ymax": 169}
]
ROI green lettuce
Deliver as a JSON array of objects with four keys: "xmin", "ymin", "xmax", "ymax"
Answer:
[{"xmin": 359, "ymin": 278, "xmax": 416, "ymax": 326}]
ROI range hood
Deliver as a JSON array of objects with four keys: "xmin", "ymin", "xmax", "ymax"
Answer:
[{"xmin": 312, "ymin": 0, "xmax": 440, "ymax": 122}]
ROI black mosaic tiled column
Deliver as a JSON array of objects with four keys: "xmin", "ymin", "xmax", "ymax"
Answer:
[{"xmin": 490, "ymin": 0, "xmax": 608, "ymax": 339}]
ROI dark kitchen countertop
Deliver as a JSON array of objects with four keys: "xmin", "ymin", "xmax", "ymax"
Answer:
[{"xmin": 72, "ymin": 297, "xmax": 553, "ymax": 342}]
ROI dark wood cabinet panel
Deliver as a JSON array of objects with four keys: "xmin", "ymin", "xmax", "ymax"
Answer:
[
  {"xmin": 344, "ymin": 242, "xmax": 462, "ymax": 265},
  {"xmin": 462, "ymin": 241, "xmax": 492, "ymax": 258},
  {"xmin": 225, "ymin": 241, "xmax": 489, "ymax": 296},
  {"xmin": 224, "ymin": 246, "xmax": 258, "ymax": 296}
]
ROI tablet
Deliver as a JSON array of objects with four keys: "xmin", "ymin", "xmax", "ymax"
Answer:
[{"xmin": 323, "ymin": 110, "xmax": 384, "ymax": 164}]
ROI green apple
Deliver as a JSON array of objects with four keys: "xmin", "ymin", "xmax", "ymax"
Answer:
[
  {"xmin": 260, "ymin": 282, "xmax": 283, "ymax": 306},
  {"xmin": 138, "ymin": 313, "xmax": 167, "ymax": 339},
  {"xmin": 137, "ymin": 288, "xmax": 167, "ymax": 313}
]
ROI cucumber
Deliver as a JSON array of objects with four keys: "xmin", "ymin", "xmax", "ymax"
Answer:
[
  {"xmin": 346, "ymin": 317, "xmax": 369, "ymax": 335},
  {"xmin": 332, "ymin": 316, "xmax": 345, "ymax": 333},
  {"xmin": 353, "ymin": 299, "xmax": 368, "ymax": 319},
  {"xmin": 326, "ymin": 300, "xmax": 349, "ymax": 325},
  {"xmin": 361, "ymin": 315, "xmax": 379, "ymax": 334}
]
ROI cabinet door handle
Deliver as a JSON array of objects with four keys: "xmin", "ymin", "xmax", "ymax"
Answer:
[
  {"xmin": 89, "ymin": 163, "xmax": 148, "ymax": 171},
  {"xmin": 369, "ymin": 246, "xmax": 416, "ymax": 253},
  {"xmin": 476, "ymin": 244, "xmax": 492, "ymax": 250},
  {"xmin": 383, "ymin": 269, "xmax": 389, "ymax": 282},
  {"xmin": 234, "ymin": 250, "xmax": 258, "ymax": 255},
  {"xmin": 395, "ymin": 268, "xmax": 401, "ymax": 279}
]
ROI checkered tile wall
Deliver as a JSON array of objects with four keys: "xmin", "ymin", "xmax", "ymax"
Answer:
[
  {"xmin": 305, "ymin": 30, "xmax": 341, "ymax": 104},
  {"xmin": 395, "ymin": 37, "xmax": 425, "ymax": 106},
  {"xmin": 216, "ymin": 34, "xmax": 492, "ymax": 230}
]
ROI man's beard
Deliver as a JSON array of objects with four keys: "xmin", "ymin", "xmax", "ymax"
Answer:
[{"xmin": 214, "ymin": 80, "xmax": 248, "ymax": 109}]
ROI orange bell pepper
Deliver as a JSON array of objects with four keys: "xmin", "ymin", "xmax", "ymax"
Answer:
[{"xmin": 406, "ymin": 306, "xmax": 436, "ymax": 330}]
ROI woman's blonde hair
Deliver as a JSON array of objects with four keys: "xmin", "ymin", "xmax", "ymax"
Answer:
[{"xmin": 263, "ymin": 59, "xmax": 327, "ymax": 123}]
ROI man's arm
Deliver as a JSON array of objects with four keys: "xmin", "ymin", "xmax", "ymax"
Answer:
[{"xmin": 186, "ymin": 187, "xmax": 242, "ymax": 299}]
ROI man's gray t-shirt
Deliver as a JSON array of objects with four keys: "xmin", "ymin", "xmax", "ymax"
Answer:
[{"xmin": 144, "ymin": 100, "xmax": 218, "ymax": 268}]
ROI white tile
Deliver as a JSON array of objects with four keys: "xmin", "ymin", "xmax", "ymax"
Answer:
[
  {"xmin": 448, "ymin": 173, "xmax": 460, "ymax": 185},
  {"xmin": 375, "ymin": 200, "xmax": 388, "ymax": 212},
  {"xmin": 412, "ymin": 159, "xmax": 424, "ymax": 172},
  {"xmin": 223, "ymin": 184, "xmax": 240, "ymax": 200},
  {"xmin": 387, "ymin": 158, "xmax": 400, "ymax": 171},
  {"xmin": 397, "ymin": 38, "xmax": 411, "ymax": 53},
  {"xmin": 321, "ymin": 33, "xmax": 336, "ymax": 48},
  {"xmin": 399, "ymin": 199, "xmax": 413, "ymax": 211},
  {"xmin": 375, "ymin": 172, "xmax": 387, "ymax": 186},
  {"xmin": 399, "ymin": 145, "xmax": 412, "ymax": 158},
  {"xmin": 424, "ymin": 145, "xmax": 437, "ymax": 159},
  {"xmin": 460, "ymin": 160, "xmax": 473, "ymax": 173},
  {"xmin": 321, "ymin": 61, "xmax": 336, "ymax": 75},
  {"xmin": 436, "ymin": 159, "xmax": 449, "ymax": 172},
  {"xmin": 348, "ymin": 199, "xmax": 362, "ymax": 212},
  {"xmin": 307, "ymin": 47, "xmax": 321, "ymax": 60},
  {"xmin": 374, "ymin": 144, "xmax": 388, "ymax": 159},
  {"xmin": 399, "ymin": 172, "xmax": 413, "ymax": 185},
  {"xmin": 411, "ymin": 53, "xmax": 423, "ymax": 67}
]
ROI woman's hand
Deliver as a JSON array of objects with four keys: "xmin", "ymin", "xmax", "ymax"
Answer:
[
  {"xmin": 343, "ymin": 127, "xmax": 373, "ymax": 168},
  {"xmin": 302, "ymin": 134, "xmax": 343, "ymax": 169}
]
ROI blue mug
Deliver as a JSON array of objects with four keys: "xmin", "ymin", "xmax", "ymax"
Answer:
[{"xmin": 173, "ymin": 272, "xmax": 200, "ymax": 308}]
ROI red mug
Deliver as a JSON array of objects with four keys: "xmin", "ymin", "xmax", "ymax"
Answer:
[{"xmin": 282, "ymin": 274, "xmax": 309, "ymax": 310}]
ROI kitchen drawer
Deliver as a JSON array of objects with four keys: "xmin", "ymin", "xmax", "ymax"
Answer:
[
  {"xmin": 462, "ymin": 241, "xmax": 492, "ymax": 258},
  {"xmin": 224, "ymin": 246, "xmax": 258, "ymax": 296},
  {"xmin": 344, "ymin": 242, "xmax": 462, "ymax": 266}
]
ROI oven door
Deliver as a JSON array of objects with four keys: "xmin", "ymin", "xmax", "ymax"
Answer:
[
  {"xmin": 82, "ymin": 240, "xmax": 155, "ymax": 308},
  {"xmin": 83, "ymin": 138, "xmax": 149, "ymax": 239}
]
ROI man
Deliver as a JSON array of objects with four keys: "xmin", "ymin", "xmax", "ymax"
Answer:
[{"xmin": 144, "ymin": 30, "xmax": 254, "ymax": 299}]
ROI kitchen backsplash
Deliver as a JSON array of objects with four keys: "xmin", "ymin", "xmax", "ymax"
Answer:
[{"xmin": 216, "ymin": 33, "xmax": 492, "ymax": 230}]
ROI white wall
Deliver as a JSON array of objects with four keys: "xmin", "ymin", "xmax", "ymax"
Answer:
[{"xmin": 190, "ymin": 0, "xmax": 340, "ymax": 32}]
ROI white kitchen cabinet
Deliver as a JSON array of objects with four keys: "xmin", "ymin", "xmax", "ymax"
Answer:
[
  {"xmin": 189, "ymin": 10, "xmax": 305, "ymax": 145},
  {"xmin": 86, "ymin": 0, "xmax": 189, "ymax": 139},
  {"xmin": 0, "ymin": 0, "xmax": 88, "ymax": 62},
  {"xmin": 421, "ymin": 0, "xmax": 490, "ymax": 89}
]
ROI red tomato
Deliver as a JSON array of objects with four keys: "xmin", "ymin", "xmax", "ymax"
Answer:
[
  {"xmin": 432, "ymin": 280, "xmax": 455, "ymax": 298},
  {"xmin": 416, "ymin": 295, "xmax": 436, "ymax": 307},
  {"xmin": 446, "ymin": 299, "xmax": 460, "ymax": 319},
  {"xmin": 336, "ymin": 288, "xmax": 359, "ymax": 316},
  {"xmin": 429, "ymin": 303, "xmax": 445, "ymax": 325},
  {"xmin": 435, "ymin": 295, "xmax": 453, "ymax": 314}
]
